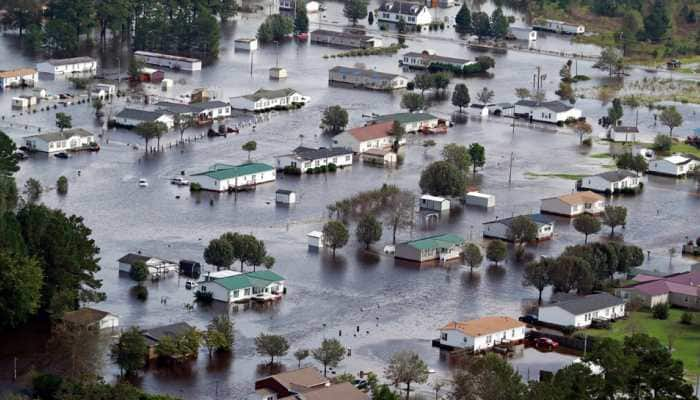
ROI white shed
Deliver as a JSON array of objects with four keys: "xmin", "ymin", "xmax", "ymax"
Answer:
[
  {"xmin": 307, "ymin": 231, "xmax": 324, "ymax": 248},
  {"xmin": 12, "ymin": 97, "xmax": 29, "ymax": 108},
  {"xmin": 420, "ymin": 194, "xmax": 450, "ymax": 211},
  {"xmin": 161, "ymin": 79, "xmax": 174, "ymax": 90},
  {"xmin": 235, "ymin": 38, "xmax": 258, "ymax": 51},
  {"xmin": 276, "ymin": 189, "xmax": 297, "ymax": 204},
  {"xmin": 464, "ymin": 191, "xmax": 495, "ymax": 208}
]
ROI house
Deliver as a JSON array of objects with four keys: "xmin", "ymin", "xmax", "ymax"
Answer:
[
  {"xmin": 24, "ymin": 129, "xmax": 96, "ymax": 153},
  {"xmin": 420, "ymin": 194, "xmax": 449, "ymax": 211},
  {"xmin": 394, "ymin": 233, "xmax": 465, "ymax": 263},
  {"xmin": 255, "ymin": 367, "xmax": 330, "ymax": 399},
  {"xmin": 133, "ymin": 51, "xmax": 202, "ymax": 71},
  {"xmin": 328, "ymin": 66, "xmax": 408, "ymax": 90},
  {"xmin": 279, "ymin": 0, "xmax": 296, "ymax": 11},
  {"xmin": 372, "ymin": 112, "xmax": 440, "ymax": 133},
  {"xmin": 198, "ymin": 270, "xmax": 286, "ymax": 303},
  {"xmin": 538, "ymin": 293, "xmax": 626, "ymax": 328},
  {"xmin": 606, "ymin": 126, "xmax": 638, "ymax": 143},
  {"xmin": 32, "ymin": 87, "xmax": 47, "ymax": 99},
  {"xmin": 311, "ymin": 30, "xmax": 383, "ymax": 49},
  {"xmin": 532, "ymin": 19, "xmax": 585, "ymax": 34},
  {"xmin": 540, "ymin": 191, "xmax": 605, "ymax": 217},
  {"xmin": 377, "ymin": 1, "xmax": 433, "ymax": 27},
  {"xmin": 464, "ymin": 191, "xmax": 495, "ymax": 208},
  {"xmin": 184, "ymin": 100, "xmax": 231, "ymax": 122},
  {"xmin": 189, "ymin": 162, "xmax": 276, "ymax": 192},
  {"xmin": 514, "ymin": 100, "xmax": 582, "ymax": 124},
  {"xmin": 37, "ymin": 57, "xmax": 97, "ymax": 75},
  {"xmin": 62, "ymin": 308, "xmax": 119, "ymax": 330},
  {"xmin": 482, "ymin": 214, "xmax": 554, "ymax": 241},
  {"xmin": 142, "ymin": 322, "xmax": 195, "ymax": 359},
  {"xmin": 0, "ymin": 68, "xmax": 38, "ymax": 88},
  {"xmin": 438, "ymin": 0, "xmax": 454, "ymax": 7},
  {"xmin": 234, "ymin": 38, "xmax": 258, "ymax": 51},
  {"xmin": 137, "ymin": 67, "xmax": 165, "ymax": 83},
  {"xmin": 230, "ymin": 88, "xmax": 310, "ymax": 112},
  {"xmin": 648, "ymin": 155, "xmax": 697, "ymax": 177},
  {"xmin": 333, "ymin": 121, "xmax": 403, "ymax": 153},
  {"xmin": 307, "ymin": 231, "xmax": 324, "ymax": 248},
  {"xmin": 360, "ymin": 148, "xmax": 398, "ymax": 165},
  {"xmin": 114, "ymin": 108, "xmax": 175, "ymax": 129},
  {"xmin": 276, "ymin": 189, "xmax": 297, "ymax": 204},
  {"xmin": 401, "ymin": 50, "xmax": 476, "ymax": 70},
  {"xmin": 12, "ymin": 96, "xmax": 34, "ymax": 108},
  {"xmin": 579, "ymin": 170, "xmax": 641, "ymax": 194},
  {"xmin": 618, "ymin": 270, "xmax": 700, "ymax": 310},
  {"xmin": 298, "ymin": 382, "xmax": 368, "ymax": 400},
  {"xmin": 275, "ymin": 146, "xmax": 353, "ymax": 172},
  {"xmin": 117, "ymin": 253, "xmax": 178, "ymax": 277},
  {"xmin": 90, "ymin": 83, "xmax": 116, "ymax": 99},
  {"xmin": 438, "ymin": 316, "xmax": 525, "ymax": 351}
]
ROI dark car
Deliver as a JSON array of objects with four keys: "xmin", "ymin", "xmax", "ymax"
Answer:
[
  {"xmin": 519, "ymin": 314, "xmax": 538, "ymax": 325},
  {"xmin": 534, "ymin": 337, "xmax": 559, "ymax": 350}
]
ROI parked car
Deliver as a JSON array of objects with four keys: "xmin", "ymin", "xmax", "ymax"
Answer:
[
  {"xmin": 13, "ymin": 151, "xmax": 27, "ymax": 161},
  {"xmin": 54, "ymin": 152, "xmax": 70, "ymax": 159},
  {"xmin": 352, "ymin": 379, "xmax": 368, "ymax": 390},
  {"xmin": 185, "ymin": 281, "xmax": 197, "ymax": 290},
  {"xmin": 519, "ymin": 314, "xmax": 538, "ymax": 325},
  {"xmin": 590, "ymin": 319, "xmax": 611, "ymax": 329},
  {"xmin": 171, "ymin": 177, "xmax": 189, "ymax": 186},
  {"xmin": 138, "ymin": 178, "xmax": 148, "ymax": 187},
  {"xmin": 534, "ymin": 337, "xmax": 559, "ymax": 350}
]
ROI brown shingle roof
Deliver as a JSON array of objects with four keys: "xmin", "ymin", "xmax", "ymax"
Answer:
[
  {"xmin": 440, "ymin": 316, "xmax": 524, "ymax": 337},
  {"xmin": 269, "ymin": 367, "xmax": 329, "ymax": 392},
  {"xmin": 554, "ymin": 191, "xmax": 604, "ymax": 205},
  {"xmin": 0, "ymin": 68, "xmax": 37, "ymax": 78},
  {"xmin": 62, "ymin": 308, "xmax": 112, "ymax": 326},
  {"xmin": 348, "ymin": 121, "xmax": 394, "ymax": 142},
  {"xmin": 300, "ymin": 383, "xmax": 369, "ymax": 400}
]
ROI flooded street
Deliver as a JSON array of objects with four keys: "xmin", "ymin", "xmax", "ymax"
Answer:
[{"xmin": 1, "ymin": 0, "xmax": 699, "ymax": 398}]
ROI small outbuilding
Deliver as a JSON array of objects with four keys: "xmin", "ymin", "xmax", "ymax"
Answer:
[
  {"xmin": 276, "ymin": 189, "xmax": 297, "ymax": 204},
  {"xmin": 235, "ymin": 38, "xmax": 258, "ymax": 51},
  {"xmin": 62, "ymin": 308, "xmax": 119, "ymax": 330},
  {"xmin": 464, "ymin": 191, "xmax": 495, "ymax": 208},
  {"xmin": 420, "ymin": 194, "xmax": 450, "ymax": 212},
  {"xmin": 307, "ymin": 231, "xmax": 324, "ymax": 248},
  {"xmin": 179, "ymin": 260, "xmax": 202, "ymax": 279},
  {"xmin": 395, "ymin": 233, "xmax": 464, "ymax": 263}
]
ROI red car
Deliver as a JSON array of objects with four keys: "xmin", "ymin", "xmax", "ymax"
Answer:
[{"xmin": 534, "ymin": 337, "xmax": 559, "ymax": 350}]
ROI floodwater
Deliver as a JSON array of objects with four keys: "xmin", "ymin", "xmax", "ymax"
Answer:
[{"xmin": 0, "ymin": 0, "xmax": 699, "ymax": 398}]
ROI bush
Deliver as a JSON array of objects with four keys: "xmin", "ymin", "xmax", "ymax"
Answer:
[
  {"xmin": 32, "ymin": 373, "xmax": 64, "ymax": 400},
  {"xmin": 652, "ymin": 303, "xmax": 669, "ymax": 320},
  {"xmin": 195, "ymin": 289, "xmax": 213, "ymax": 304},
  {"xmin": 561, "ymin": 325, "xmax": 576, "ymax": 336},
  {"xmin": 582, "ymin": 137, "xmax": 593, "ymax": 146},
  {"xmin": 56, "ymin": 176, "xmax": 68, "ymax": 195},
  {"xmin": 190, "ymin": 182, "xmax": 202, "ymax": 192},
  {"xmin": 653, "ymin": 134, "xmax": 673, "ymax": 152},
  {"xmin": 328, "ymin": 163, "xmax": 337, "ymax": 172},
  {"xmin": 319, "ymin": 165, "xmax": 328, "ymax": 173},
  {"xmin": 680, "ymin": 311, "xmax": 694, "ymax": 325},
  {"xmin": 283, "ymin": 165, "xmax": 302, "ymax": 175},
  {"xmin": 133, "ymin": 285, "xmax": 148, "ymax": 301},
  {"xmin": 306, "ymin": 168, "xmax": 314, "ymax": 174},
  {"xmin": 406, "ymin": 81, "xmax": 415, "ymax": 91}
]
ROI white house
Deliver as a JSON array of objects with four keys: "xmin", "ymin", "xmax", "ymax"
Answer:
[
  {"xmin": 483, "ymin": 214, "xmax": 554, "ymax": 241},
  {"xmin": 333, "ymin": 121, "xmax": 404, "ymax": 153},
  {"xmin": 538, "ymin": 293, "xmax": 626, "ymax": 328},
  {"xmin": 606, "ymin": 126, "xmax": 638, "ymax": 143},
  {"xmin": 648, "ymin": 155, "xmax": 697, "ymax": 177},
  {"xmin": 90, "ymin": 83, "xmax": 116, "ymax": 99},
  {"xmin": 311, "ymin": 30, "xmax": 383, "ymax": 49},
  {"xmin": 117, "ymin": 253, "xmax": 178, "ymax": 277},
  {"xmin": 24, "ymin": 129, "xmax": 96, "ymax": 153},
  {"xmin": 190, "ymin": 100, "xmax": 231, "ymax": 122},
  {"xmin": 532, "ymin": 19, "xmax": 585, "ymax": 35},
  {"xmin": 394, "ymin": 233, "xmax": 464, "ymax": 263},
  {"xmin": 62, "ymin": 308, "xmax": 119, "ymax": 330},
  {"xmin": 37, "ymin": 57, "xmax": 97, "ymax": 75},
  {"xmin": 230, "ymin": 88, "xmax": 310, "ymax": 112},
  {"xmin": 133, "ymin": 51, "xmax": 202, "ymax": 71},
  {"xmin": 540, "ymin": 191, "xmax": 605, "ymax": 217},
  {"xmin": 377, "ymin": 1, "xmax": 432, "ymax": 27},
  {"xmin": 276, "ymin": 146, "xmax": 353, "ymax": 172},
  {"xmin": 579, "ymin": 170, "xmax": 641, "ymax": 194},
  {"xmin": 0, "ymin": 68, "xmax": 38, "ymax": 88},
  {"xmin": 114, "ymin": 108, "xmax": 175, "ymax": 129},
  {"xmin": 276, "ymin": 189, "xmax": 297, "ymax": 204},
  {"xmin": 372, "ymin": 112, "xmax": 440, "ymax": 133},
  {"xmin": 401, "ymin": 50, "xmax": 476, "ymax": 70},
  {"xmin": 439, "ymin": 316, "xmax": 525, "ymax": 351},
  {"xmin": 328, "ymin": 66, "xmax": 407, "ymax": 90},
  {"xmin": 420, "ymin": 194, "xmax": 449, "ymax": 211},
  {"xmin": 464, "ymin": 192, "xmax": 495, "ymax": 208},
  {"xmin": 234, "ymin": 38, "xmax": 258, "ymax": 51},
  {"xmin": 514, "ymin": 100, "xmax": 582, "ymax": 124},
  {"xmin": 198, "ymin": 270, "xmax": 285, "ymax": 303},
  {"xmin": 189, "ymin": 162, "xmax": 276, "ymax": 192}
]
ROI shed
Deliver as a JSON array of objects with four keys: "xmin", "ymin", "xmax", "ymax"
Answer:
[
  {"xmin": 12, "ymin": 97, "xmax": 29, "ymax": 108},
  {"xmin": 307, "ymin": 231, "xmax": 324, "ymax": 248},
  {"xmin": 179, "ymin": 260, "xmax": 201, "ymax": 279},
  {"xmin": 161, "ymin": 79, "xmax": 174, "ymax": 90},
  {"xmin": 269, "ymin": 67, "xmax": 288, "ymax": 80},
  {"xmin": 464, "ymin": 191, "xmax": 495, "ymax": 208},
  {"xmin": 62, "ymin": 308, "xmax": 119, "ymax": 330},
  {"xmin": 276, "ymin": 189, "xmax": 297, "ymax": 204},
  {"xmin": 420, "ymin": 194, "xmax": 450, "ymax": 211},
  {"xmin": 235, "ymin": 38, "xmax": 258, "ymax": 51}
]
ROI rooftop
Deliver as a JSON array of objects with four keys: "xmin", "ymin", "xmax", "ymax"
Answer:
[
  {"xmin": 663, "ymin": 155, "xmax": 694, "ymax": 165},
  {"xmin": 43, "ymin": 57, "xmax": 96, "ymax": 66},
  {"xmin": 373, "ymin": 112, "xmax": 438, "ymax": 124},
  {"xmin": 0, "ymin": 68, "xmax": 37, "ymax": 78},
  {"xmin": 401, "ymin": 233, "xmax": 464, "ymax": 250},
  {"xmin": 260, "ymin": 367, "xmax": 328, "ymax": 391},
  {"xmin": 26, "ymin": 128, "xmax": 94, "ymax": 143},
  {"xmin": 544, "ymin": 190, "xmax": 604, "ymax": 205},
  {"xmin": 118, "ymin": 253, "xmax": 153, "ymax": 265},
  {"xmin": 347, "ymin": 121, "xmax": 394, "ymax": 142},
  {"xmin": 593, "ymin": 170, "xmax": 638, "ymax": 182},
  {"xmin": 242, "ymin": 88, "xmax": 298, "ymax": 101},
  {"xmin": 543, "ymin": 292, "xmax": 624, "ymax": 315},
  {"xmin": 134, "ymin": 50, "xmax": 201, "ymax": 63},
  {"xmin": 190, "ymin": 162, "xmax": 274, "ymax": 180},
  {"xmin": 403, "ymin": 52, "xmax": 473, "ymax": 66},
  {"xmin": 142, "ymin": 322, "xmax": 194, "ymax": 345},
  {"xmin": 378, "ymin": 1, "xmax": 427, "ymax": 15},
  {"xmin": 515, "ymin": 100, "xmax": 576, "ymax": 113},
  {"xmin": 483, "ymin": 213, "xmax": 553, "ymax": 227},
  {"xmin": 116, "ymin": 108, "xmax": 169, "ymax": 122},
  {"xmin": 330, "ymin": 66, "xmax": 404, "ymax": 81},
  {"xmin": 62, "ymin": 308, "xmax": 114, "ymax": 326},
  {"xmin": 440, "ymin": 316, "xmax": 524, "ymax": 337},
  {"xmin": 288, "ymin": 146, "xmax": 353, "ymax": 161},
  {"xmin": 301, "ymin": 383, "xmax": 368, "ymax": 400},
  {"xmin": 612, "ymin": 126, "xmax": 639, "ymax": 133},
  {"xmin": 313, "ymin": 29, "xmax": 375, "ymax": 41},
  {"xmin": 212, "ymin": 270, "xmax": 285, "ymax": 291}
]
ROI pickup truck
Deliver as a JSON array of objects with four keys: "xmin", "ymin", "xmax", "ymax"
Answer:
[{"xmin": 171, "ymin": 177, "xmax": 190, "ymax": 186}]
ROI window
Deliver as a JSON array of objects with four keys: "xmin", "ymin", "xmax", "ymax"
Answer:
[
  {"xmin": 244, "ymin": 288, "xmax": 251, "ymax": 296},
  {"xmin": 463, "ymin": 337, "xmax": 467, "ymax": 343},
  {"xmin": 441, "ymin": 333, "xmax": 447, "ymax": 341},
  {"xmin": 345, "ymin": 155, "xmax": 351, "ymax": 161},
  {"xmin": 233, "ymin": 290, "xmax": 239, "ymax": 298},
  {"xmin": 486, "ymin": 335, "xmax": 492, "ymax": 344}
]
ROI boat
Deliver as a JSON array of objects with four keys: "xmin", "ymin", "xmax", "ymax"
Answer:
[{"xmin": 138, "ymin": 178, "xmax": 148, "ymax": 187}]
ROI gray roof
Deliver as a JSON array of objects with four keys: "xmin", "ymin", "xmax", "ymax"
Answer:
[
  {"xmin": 45, "ymin": 57, "xmax": 96, "ymax": 66},
  {"xmin": 594, "ymin": 170, "xmax": 638, "ymax": 182},
  {"xmin": 142, "ymin": 322, "xmax": 194, "ymax": 346},
  {"xmin": 242, "ymin": 88, "xmax": 297, "ymax": 101},
  {"xmin": 515, "ymin": 100, "xmax": 574, "ymax": 113},
  {"xmin": 156, "ymin": 100, "xmax": 229, "ymax": 114},
  {"xmin": 116, "ymin": 108, "xmax": 168, "ymax": 122},
  {"xmin": 612, "ymin": 126, "xmax": 639, "ymax": 133},
  {"xmin": 483, "ymin": 213, "xmax": 553, "ymax": 228},
  {"xmin": 544, "ymin": 293, "xmax": 624, "ymax": 315},
  {"xmin": 403, "ymin": 52, "xmax": 471, "ymax": 66},
  {"xmin": 291, "ymin": 146, "xmax": 353, "ymax": 161},
  {"xmin": 189, "ymin": 100, "xmax": 230, "ymax": 111},
  {"xmin": 117, "ymin": 253, "xmax": 151, "ymax": 265},
  {"xmin": 378, "ymin": 1, "xmax": 427, "ymax": 15},
  {"xmin": 26, "ymin": 128, "xmax": 93, "ymax": 142},
  {"xmin": 330, "ymin": 66, "xmax": 404, "ymax": 80},
  {"xmin": 276, "ymin": 189, "xmax": 295, "ymax": 195},
  {"xmin": 312, "ymin": 29, "xmax": 374, "ymax": 41}
]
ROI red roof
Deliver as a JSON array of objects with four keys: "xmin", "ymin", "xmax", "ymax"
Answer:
[{"xmin": 348, "ymin": 121, "xmax": 393, "ymax": 142}]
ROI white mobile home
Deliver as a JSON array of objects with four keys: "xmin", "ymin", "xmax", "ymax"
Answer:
[
  {"xmin": 579, "ymin": 170, "xmax": 641, "ymax": 194},
  {"xmin": 377, "ymin": 1, "xmax": 433, "ymax": 27},
  {"xmin": 275, "ymin": 146, "xmax": 353, "ymax": 172},
  {"xmin": 37, "ymin": 57, "xmax": 97, "ymax": 76},
  {"xmin": 24, "ymin": 129, "xmax": 96, "ymax": 153},
  {"xmin": 401, "ymin": 51, "xmax": 476, "ymax": 70},
  {"xmin": 230, "ymin": 88, "xmax": 310, "ymax": 112},
  {"xmin": 538, "ymin": 293, "xmax": 626, "ymax": 328},
  {"xmin": 114, "ymin": 108, "xmax": 175, "ymax": 129},
  {"xmin": 372, "ymin": 112, "xmax": 440, "ymax": 133},
  {"xmin": 540, "ymin": 191, "xmax": 605, "ymax": 217},
  {"xmin": 648, "ymin": 155, "xmax": 697, "ymax": 177},
  {"xmin": 117, "ymin": 253, "xmax": 178, "ymax": 277},
  {"xmin": 532, "ymin": 19, "xmax": 585, "ymax": 35},
  {"xmin": 62, "ymin": 308, "xmax": 119, "ymax": 330},
  {"xmin": 394, "ymin": 233, "xmax": 464, "ymax": 263},
  {"xmin": 483, "ymin": 214, "xmax": 554, "ymax": 241},
  {"xmin": 189, "ymin": 163, "xmax": 276, "ymax": 192},
  {"xmin": 606, "ymin": 126, "xmax": 638, "ymax": 143},
  {"xmin": 333, "ymin": 121, "xmax": 403, "ymax": 153},
  {"xmin": 514, "ymin": 100, "xmax": 582, "ymax": 124},
  {"xmin": 90, "ymin": 83, "xmax": 117, "ymax": 99},
  {"xmin": 0, "ymin": 68, "xmax": 38, "ymax": 88},
  {"xmin": 311, "ymin": 30, "xmax": 383, "ymax": 49},
  {"xmin": 198, "ymin": 270, "xmax": 285, "ymax": 303},
  {"xmin": 133, "ymin": 51, "xmax": 202, "ymax": 71},
  {"xmin": 420, "ymin": 194, "xmax": 449, "ymax": 211},
  {"xmin": 439, "ymin": 316, "xmax": 525, "ymax": 351},
  {"xmin": 329, "ymin": 66, "xmax": 408, "ymax": 90},
  {"xmin": 464, "ymin": 191, "xmax": 495, "ymax": 208},
  {"xmin": 307, "ymin": 231, "xmax": 324, "ymax": 248}
]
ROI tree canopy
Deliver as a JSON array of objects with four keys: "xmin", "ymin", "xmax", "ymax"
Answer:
[{"xmin": 419, "ymin": 161, "xmax": 467, "ymax": 197}]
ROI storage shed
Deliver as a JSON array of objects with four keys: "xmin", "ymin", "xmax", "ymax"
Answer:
[
  {"xmin": 307, "ymin": 231, "xmax": 324, "ymax": 248},
  {"xmin": 234, "ymin": 38, "xmax": 258, "ymax": 51},
  {"xmin": 464, "ymin": 191, "xmax": 495, "ymax": 208},
  {"xmin": 276, "ymin": 189, "xmax": 297, "ymax": 204},
  {"xmin": 420, "ymin": 194, "xmax": 450, "ymax": 211},
  {"xmin": 179, "ymin": 260, "xmax": 201, "ymax": 279}
]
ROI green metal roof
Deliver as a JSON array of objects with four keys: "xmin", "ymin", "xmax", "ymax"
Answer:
[
  {"xmin": 402, "ymin": 233, "xmax": 464, "ymax": 250},
  {"xmin": 246, "ymin": 270, "xmax": 285, "ymax": 282},
  {"xmin": 191, "ymin": 162, "xmax": 274, "ymax": 180},
  {"xmin": 374, "ymin": 112, "xmax": 438, "ymax": 124},
  {"xmin": 213, "ymin": 270, "xmax": 285, "ymax": 291},
  {"xmin": 243, "ymin": 88, "xmax": 296, "ymax": 101}
]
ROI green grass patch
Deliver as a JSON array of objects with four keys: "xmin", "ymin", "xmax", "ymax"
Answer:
[
  {"xmin": 525, "ymin": 172, "xmax": 587, "ymax": 180},
  {"xmin": 671, "ymin": 143, "xmax": 700, "ymax": 158},
  {"xmin": 590, "ymin": 153, "xmax": 612, "ymax": 159},
  {"xmin": 581, "ymin": 309, "xmax": 700, "ymax": 378}
]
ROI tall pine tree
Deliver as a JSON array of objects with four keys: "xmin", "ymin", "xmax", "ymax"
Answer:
[{"xmin": 455, "ymin": 3, "xmax": 471, "ymax": 35}]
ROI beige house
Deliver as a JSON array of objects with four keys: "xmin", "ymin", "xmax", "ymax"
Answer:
[{"xmin": 540, "ymin": 191, "xmax": 605, "ymax": 217}]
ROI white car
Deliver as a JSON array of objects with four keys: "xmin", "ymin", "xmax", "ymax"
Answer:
[
  {"xmin": 171, "ymin": 177, "xmax": 190, "ymax": 186},
  {"xmin": 138, "ymin": 178, "xmax": 148, "ymax": 187}
]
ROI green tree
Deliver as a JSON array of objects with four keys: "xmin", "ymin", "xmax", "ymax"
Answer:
[
  {"xmin": 321, "ymin": 105, "xmax": 349, "ymax": 134},
  {"xmin": 255, "ymin": 333, "xmax": 289, "ymax": 365},
  {"xmin": 419, "ymin": 161, "xmax": 467, "ymax": 197},
  {"xmin": 368, "ymin": 11, "xmax": 374, "ymax": 25},
  {"xmin": 294, "ymin": 1, "xmax": 309, "ymax": 33},
  {"xmin": 595, "ymin": 47, "xmax": 624, "ymax": 77},
  {"xmin": 312, "ymin": 338, "xmax": 346, "ymax": 377},
  {"xmin": 294, "ymin": 348, "xmax": 310, "ymax": 368},
  {"xmin": 1, "ymin": 0, "xmax": 42, "ymax": 38},
  {"xmin": 463, "ymin": 243, "xmax": 483, "ymax": 273},
  {"xmin": 643, "ymin": 0, "xmax": 670, "ymax": 42},
  {"xmin": 397, "ymin": 17, "xmax": 407, "ymax": 35},
  {"xmin": 135, "ymin": 121, "xmax": 167, "ymax": 153},
  {"xmin": 155, "ymin": 327, "xmax": 201, "ymax": 360},
  {"xmin": 471, "ymin": 11, "xmax": 491, "ymax": 39},
  {"xmin": 257, "ymin": 14, "xmax": 294, "ymax": 43},
  {"xmin": 414, "ymin": 73, "xmax": 433, "ymax": 96},
  {"xmin": 431, "ymin": 72, "xmax": 450, "ymax": 93},
  {"xmin": 389, "ymin": 121, "xmax": 405, "ymax": 152},
  {"xmin": 204, "ymin": 238, "xmax": 235, "ymax": 270},
  {"xmin": 385, "ymin": 350, "xmax": 429, "ymax": 400},
  {"xmin": 619, "ymin": 9, "xmax": 643, "ymax": 55},
  {"xmin": 607, "ymin": 98, "xmax": 623, "ymax": 126},
  {"xmin": 0, "ymin": 251, "xmax": 43, "ymax": 329},
  {"xmin": 356, "ymin": 214, "xmax": 382, "ymax": 249},
  {"xmin": 322, "ymin": 220, "xmax": 349, "ymax": 258},
  {"xmin": 515, "ymin": 88, "xmax": 531, "ymax": 100},
  {"xmin": 653, "ymin": 134, "xmax": 673, "ymax": 152},
  {"xmin": 92, "ymin": 98, "xmax": 104, "ymax": 118},
  {"xmin": 441, "ymin": 143, "xmax": 471, "ymax": 172},
  {"xmin": 549, "ymin": 255, "xmax": 593, "ymax": 293},
  {"xmin": 659, "ymin": 106, "xmax": 683, "ymax": 137},
  {"xmin": 204, "ymin": 314, "xmax": 234, "ymax": 355},
  {"xmin": 400, "ymin": 92, "xmax": 425, "ymax": 112},
  {"xmin": 242, "ymin": 141, "xmax": 257, "ymax": 161},
  {"xmin": 467, "ymin": 143, "xmax": 485, "ymax": 176},
  {"xmin": 384, "ymin": 190, "xmax": 415, "ymax": 244},
  {"xmin": 573, "ymin": 214, "xmax": 601, "ymax": 244},
  {"xmin": 174, "ymin": 114, "xmax": 195, "ymax": 143},
  {"xmin": 523, "ymin": 258, "xmax": 550, "ymax": 304},
  {"xmin": 616, "ymin": 153, "xmax": 648, "ymax": 174},
  {"xmin": 475, "ymin": 87, "xmax": 494, "ymax": 104},
  {"xmin": 451, "ymin": 84, "xmax": 470, "ymax": 112},
  {"xmin": 573, "ymin": 120, "xmax": 592, "ymax": 144},
  {"xmin": 509, "ymin": 215, "xmax": 538, "ymax": 248},
  {"xmin": 111, "ymin": 327, "xmax": 147, "ymax": 377},
  {"xmin": 454, "ymin": 3, "xmax": 472, "ymax": 34},
  {"xmin": 129, "ymin": 260, "xmax": 149, "ymax": 285},
  {"xmin": 486, "ymin": 240, "xmax": 507, "ymax": 266},
  {"xmin": 0, "ymin": 131, "xmax": 20, "ymax": 177},
  {"xmin": 603, "ymin": 205, "xmax": 627, "ymax": 237},
  {"xmin": 0, "ymin": 177, "xmax": 19, "ymax": 215},
  {"xmin": 451, "ymin": 353, "xmax": 527, "ymax": 399},
  {"xmin": 55, "ymin": 112, "xmax": 72, "ymax": 131},
  {"xmin": 490, "ymin": 7, "xmax": 509, "ymax": 38},
  {"xmin": 343, "ymin": 0, "xmax": 368, "ymax": 26},
  {"xmin": 23, "ymin": 178, "xmax": 42, "ymax": 204}
]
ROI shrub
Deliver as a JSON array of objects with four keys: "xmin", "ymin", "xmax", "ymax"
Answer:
[
  {"xmin": 319, "ymin": 165, "xmax": 328, "ymax": 173},
  {"xmin": 134, "ymin": 285, "xmax": 148, "ymax": 301},
  {"xmin": 561, "ymin": 325, "xmax": 576, "ymax": 335},
  {"xmin": 306, "ymin": 168, "xmax": 314, "ymax": 174},
  {"xmin": 582, "ymin": 137, "xmax": 593, "ymax": 146},
  {"xmin": 56, "ymin": 176, "xmax": 68, "ymax": 195},
  {"xmin": 653, "ymin": 134, "xmax": 673, "ymax": 152},
  {"xmin": 680, "ymin": 311, "xmax": 694, "ymax": 325},
  {"xmin": 283, "ymin": 165, "xmax": 302, "ymax": 175},
  {"xmin": 406, "ymin": 81, "xmax": 415, "ymax": 91},
  {"xmin": 190, "ymin": 182, "xmax": 202, "ymax": 192},
  {"xmin": 328, "ymin": 163, "xmax": 337, "ymax": 172},
  {"xmin": 195, "ymin": 289, "xmax": 214, "ymax": 304},
  {"xmin": 652, "ymin": 303, "xmax": 669, "ymax": 320}
]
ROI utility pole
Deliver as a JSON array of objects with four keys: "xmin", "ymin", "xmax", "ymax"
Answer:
[
  {"xmin": 508, "ymin": 152, "xmax": 514, "ymax": 187},
  {"xmin": 250, "ymin": 52, "xmax": 254, "ymax": 76}
]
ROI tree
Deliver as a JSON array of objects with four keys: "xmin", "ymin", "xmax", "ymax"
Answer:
[
  {"xmin": 523, "ymin": 258, "xmax": 550, "ymax": 304},
  {"xmin": 129, "ymin": 260, "xmax": 149, "ymax": 285},
  {"xmin": 475, "ymin": 87, "xmax": 494, "ymax": 104},
  {"xmin": 294, "ymin": 349, "xmax": 310, "ymax": 368},
  {"xmin": 0, "ymin": 131, "xmax": 19, "ymax": 177},
  {"xmin": 595, "ymin": 47, "xmax": 624, "ymax": 77},
  {"xmin": 431, "ymin": 72, "xmax": 450, "ymax": 93},
  {"xmin": 204, "ymin": 314, "xmax": 234, "ymax": 355},
  {"xmin": 135, "ymin": 121, "xmax": 167, "ymax": 153},
  {"xmin": 659, "ymin": 106, "xmax": 683, "ymax": 137},
  {"xmin": 490, "ymin": 7, "xmax": 509, "ymax": 39},
  {"xmin": 56, "ymin": 176, "xmax": 68, "ymax": 195},
  {"xmin": 0, "ymin": 251, "xmax": 43, "ymax": 329},
  {"xmin": 643, "ymin": 0, "xmax": 670, "ymax": 42},
  {"xmin": 320, "ymin": 105, "xmax": 349, "ymax": 134},
  {"xmin": 616, "ymin": 153, "xmax": 648, "ymax": 174},
  {"xmin": 322, "ymin": 220, "xmax": 349, "ymax": 257},
  {"xmin": 451, "ymin": 353, "xmax": 527, "ymax": 400},
  {"xmin": 619, "ymin": 9, "xmax": 643, "ymax": 55},
  {"xmin": 155, "ymin": 327, "xmax": 201, "ymax": 360},
  {"xmin": 174, "ymin": 114, "xmax": 195, "ymax": 143},
  {"xmin": 471, "ymin": 11, "xmax": 491, "ymax": 39},
  {"xmin": 400, "ymin": 93, "xmax": 424, "ymax": 112},
  {"xmin": 515, "ymin": 88, "xmax": 531, "ymax": 100},
  {"xmin": 111, "ymin": 327, "xmax": 147, "ymax": 377},
  {"xmin": 654, "ymin": 134, "xmax": 673, "ymax": 152},
  {"xmin": 242, "ymin": 141, "xmax": 257, "ymax": 161},
  {"xmin": 452, "ymin": 84, "xmax": 470, "ymax": 113},
  {"xmin": 24, "ymin": 178, "xmax": 42, "ymax": 204},
  {"xmin": 343, "ymin": 0, "xmax": 368, "ymax": 26},
  {"xmin": 204, "ymin": 238, "xmax": 235, "ymax": 270},
  {"xmin": 509, "ymin": 216, "xmax": 538, "ymax": 248},
  {"xmin": 418, "ymin": 161, "xmax": 467, "ymax": 197},
  {"xmin": 389, "ymin": 121, "xmax": 405, "ymax": 152},
  {"xmin": 573, "ymin": 121, "xmax": 592, "ymax": 144},
  {"xmin": 573, "ymin": 214, "xmax": 601, "ymax": 244},
  {"xmin": 384, "ymin": 191, "xmax": 415, "ymax": 244},
  {"xmin": 368, "ymin": 11, "xmax": 374, "ymax": 25},
  {"xmin": 255, "ymin": 333, "xmax": 289, "ymax": 365},
  {"xmin": 397, "ymin": 17, "xmax": 407, "ymax": 35},
  {"xmin": 463, "ymin": 243, "xmax": 483, "ymax": 273},
  {"xmin": 356, "ymin": 214, "xmax": 382, "ymax": 249},
  {"xmin": 607, "ymin": 98, "xmax": 623, "ymax": 126},
  {"xmin": 257, "ymin": 14, "xmax": 294, "ymax": 43},
  {"xmin": 603, "ymin": 205, "xmax": 627, "ymax": 237},
  {"xmin": 486, "ymin": 240, "xmax": 507, "ymax": 266},
  {"xmin": 312, "ymin": 338, "xmax": 345, "ymax": 376},
  {"xmin": 55, "ymin": 112, "xmax": 72, "ymax": 131},
  {"xmin": 467, "ymin": 143, "xmax": 485, "ymax": 176},
  {"xmin": 454, "ymin": 3, "xmax": 472, "ymax": 34},
  {"xmin": 385, "ymin": 351, "xmax": 429, "ymax": 400},
  {"xmin": 441, "ymin": 143, "xmax": 471, "ymax": 172},
  {"xmin": 294, "ymin": 1, "xmax": 309, "ymax": 34},
  {"xmin": 414, "ymin": 74, "xmax": 433, "ymax": 96}
]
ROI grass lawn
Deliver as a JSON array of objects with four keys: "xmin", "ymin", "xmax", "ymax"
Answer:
[
  {"xmin": 525, "ymin": 172, "xmax": 587, "ymax": 180},
  {"xmin": 590, "ymin": 153, "xmax": 612, "ymax": 159},
  {"xmin": 671, "ymin": 143, "xmax": 700, "ymax": 158},
  {"xmin": 581, "ymin": 308, "xmax": 700, "ymax": 378}
]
